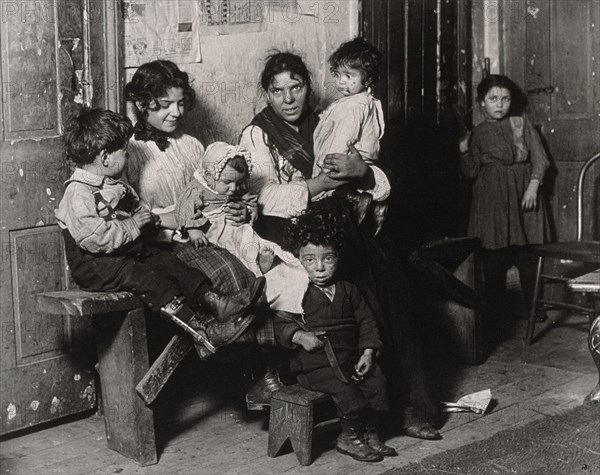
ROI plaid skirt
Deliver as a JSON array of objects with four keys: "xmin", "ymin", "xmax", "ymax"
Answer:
[{"xmin": 172, "ymin": 242, "xmax": 275, "ymax": 347}]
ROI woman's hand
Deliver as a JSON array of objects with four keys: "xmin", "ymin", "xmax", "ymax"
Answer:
[
  {"xmin": 188, "ymin": 228, "xmax": 209, "ymax": 248},
  {"xmin": 354, "ymin": 349, "xmax": 375, "ymax": 381},
  {"xmin": 322, "ymin": 144, "xmax": 369, "ymax": 180},
  {"xmin": 292, "ymin": 330, "xmax": 326, "ymax": 352},
  {"xmin": 223, "ymin": 200, "xmax": 250, "ymax": 227}
]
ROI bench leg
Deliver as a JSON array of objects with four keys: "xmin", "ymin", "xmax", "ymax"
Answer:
[
  {"xmin": 268, "ymin": 399, "xmax": 314, "ymax": 466},
  {"xmin": 136, "ymin": 335, "xmax": 193, "ymax": 406},
  {"xmin": 94, "ymin": 308, "xmax": 157, "ymax": 466}
]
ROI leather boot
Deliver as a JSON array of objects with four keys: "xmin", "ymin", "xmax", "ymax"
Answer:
[
  {"xmin": 199, "ymin": 276, "xmax": 265, "ymax": 323},
  {"xmin": 336, "ymin": 414, "xmax": 383, "ymax": 462},
  {"xmin": 364, "ymin": 414, "xmax": 398, "ymax": 457},
  {"xmin": 245, "ymin": 365, "xmax": 284, "ymax": 410},
  {"xmin": 161, "ymin": 296, "xmax": 255, "ymax": 355}
]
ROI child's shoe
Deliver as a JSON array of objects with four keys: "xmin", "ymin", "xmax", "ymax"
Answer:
[
  {"xmin": 199, "ymin": 276, "xmax": 265, "ymax": 323},
  {"xmin": 336, "ymin": 414, "xmax": 383, "ymax": 462},
  {"xmin": 364, "ymin": 420, "xmax": 398, "ymax": 457}
]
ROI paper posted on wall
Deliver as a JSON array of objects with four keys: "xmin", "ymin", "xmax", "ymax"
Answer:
[
  {"xmin": 124, "ymin": 0, "xmax": 202, "ymax": 67},
  {"xmin": 197, "ymin": 0, "xmax": 266, "ymax": 36}
]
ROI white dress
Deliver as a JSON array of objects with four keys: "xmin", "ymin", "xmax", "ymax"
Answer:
[
  {"xmin": 175, "ymin": 171, "xmax": 310, "ymax": 314},
  {"xmin": 312, "ymin": 91, "xmax": 385, "ymax": 177}
]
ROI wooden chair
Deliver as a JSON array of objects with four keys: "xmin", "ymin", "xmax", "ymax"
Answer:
[
  {"xmin": 525, "ymin": 151, "xmax": 600, "ymax": 345},
  {"xmin": 567, "ymin": 270, "xmax": 600, "ymax": 404}
]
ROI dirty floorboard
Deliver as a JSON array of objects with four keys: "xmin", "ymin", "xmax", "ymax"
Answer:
[{"xmin": 1, "ymin": 313, "xmax": 597, "ymax": 475}]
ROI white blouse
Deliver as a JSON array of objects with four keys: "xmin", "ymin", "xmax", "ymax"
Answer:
[
  {"xmin": 239, "ymin": 124, "xmax": 391, "ymax": 220},
  {"xmin": 125, "ymin": 133, "xmax": 205, "ymax": 213}
]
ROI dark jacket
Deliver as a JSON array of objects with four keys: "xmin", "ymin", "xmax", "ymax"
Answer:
[{"xmin": 274, "ymin": 281, "xmax": 383, "ymax": 375}]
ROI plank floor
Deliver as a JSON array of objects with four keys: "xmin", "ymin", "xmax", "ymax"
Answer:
[{"xmin": 1, "ymin": 312, "xmax": 597, "ymax": 475}]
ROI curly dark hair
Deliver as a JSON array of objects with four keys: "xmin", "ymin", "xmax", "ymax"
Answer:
[
  {"xmin": 476, "ymin": 74, "xmax": 527, "ymax": 115},
  {"xmin": 329, "ymin": 37, "xmax": 382, "ymax": 87},
  {"xmin": 260, "ymin": 50, "xmax": 312, "ymax": 93},
  {"xmin": 284, "ymin": 208, "xmax": 345, "ymax": 256},
  {"xmin": 64, "ymin": 108, "xmax": 133, "ymax": 165},
  {"xmin": 124, "ymin": 60, "xmax": 196, "ymax": 115}
]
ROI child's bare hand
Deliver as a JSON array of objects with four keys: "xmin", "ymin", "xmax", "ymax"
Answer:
[
  {"xmin": 187, "ymin": 229, "xmax": 209, "ymax": 248},
  {"xmin": 522, "ymin": 181, "xmax": 539, "ymax": 212},
  {"xmin": 459, "ymin": 131, "xmax": 472, "ymax": 153},
  {"xmin": 292, "ymin": 330, "xmax": 326, "ymax": 352},
  {"xmin": 132, "ymin": 209, "xmax": 154, "ymax": 229},
  {"xmin": 354, "ymin": 350, "xmax": 375, "ymax": 379}
]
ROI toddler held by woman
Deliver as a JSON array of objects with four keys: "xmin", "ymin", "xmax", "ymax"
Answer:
[{"xmin": 312, "ymin": 37, "xmax": 386, "ymax": 224}]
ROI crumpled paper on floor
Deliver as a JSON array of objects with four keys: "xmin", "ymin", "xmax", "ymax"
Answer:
[{"xmin": 441, "ymin": 389, "xmax": 492, "ymax": 414}]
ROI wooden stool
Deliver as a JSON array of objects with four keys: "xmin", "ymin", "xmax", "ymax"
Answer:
[{"xmin": 268, "ymin": 384, "xmax": 336, "ymax": 466}]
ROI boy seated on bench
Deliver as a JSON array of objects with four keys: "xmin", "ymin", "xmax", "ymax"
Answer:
[
  {"xmin": 55, "ymin": 108, "xmax": 264, "ymax": 355},
  {"xmin": 275, "ymin": 209, "xmax": 397, "ymax": 462}
]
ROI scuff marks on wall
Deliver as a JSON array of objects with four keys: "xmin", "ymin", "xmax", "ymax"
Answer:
[
  {"xmin": 527, "ymin": 4, "xmax": 540, "ymax": 20},
  {"xmin": 79, "ymin": 382, "xmax": 95, "ymax": 404},
  {"xmin": 6, "ymin": 403, "xmax": 17, "ymax": 421},
  {"xmin": 49, "ymin": 396, "xmax": 63, "ymax": 414}
]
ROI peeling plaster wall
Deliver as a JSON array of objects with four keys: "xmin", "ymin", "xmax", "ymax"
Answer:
[
  {"xmin": 126, "ymin": 0, "xmax": 359, "ymax": 146},
  {"xmin": 471, "ymin": 0, "xmax": 505, "ymax": 124}
]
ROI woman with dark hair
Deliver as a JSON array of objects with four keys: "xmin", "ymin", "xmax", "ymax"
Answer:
[
  {"xmin": 124, "ymin": 59, "xmax": 284, "ymax": 405},
  {"xmin": 239, "ymin": 51, "xmax": 441, "ymax": 439}
]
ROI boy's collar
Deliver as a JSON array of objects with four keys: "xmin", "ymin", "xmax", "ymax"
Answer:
[{"xmin": 66, "ymin": 167, "xmax": 123, "ymax": 187}]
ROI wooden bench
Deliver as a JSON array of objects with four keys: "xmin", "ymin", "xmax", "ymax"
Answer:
[
  {"xmin": 37, "ymin": 290, "xmax": 196, "ymax": 466},
  {"xmin": 268, "ymin": 384, "xmax": 337, "ymax": 466}
]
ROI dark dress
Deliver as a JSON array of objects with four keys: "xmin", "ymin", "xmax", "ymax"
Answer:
[{"xmin": 460, "ymin": 116, "xmax": 550, "ymax": 250}]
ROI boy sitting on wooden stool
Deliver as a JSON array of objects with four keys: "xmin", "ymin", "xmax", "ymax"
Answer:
[
  {"xmin": 55, "ymin": 108, "xmax": 264, "ymax": 355},
  {"xmin": 275, "ymin": 208, "xmax": 397, "ymax": 462}
]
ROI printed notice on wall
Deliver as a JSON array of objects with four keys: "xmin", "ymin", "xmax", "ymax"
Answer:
[
  {"xmin": 197, "ymin": 0, "xmax": 266, "ymax": 36},
  {"xmin": 124, "ymin": 0, "xmax": 202, "ymax": 67}
]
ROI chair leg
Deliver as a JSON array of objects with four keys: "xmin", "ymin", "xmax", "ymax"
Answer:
[
  {"xmin": 584, "ymin": 316, "xmax": 600, "ymax": 404},
  {"xmin": 526, "ymin": 256, "xmax": 544, "ymax": 345}
]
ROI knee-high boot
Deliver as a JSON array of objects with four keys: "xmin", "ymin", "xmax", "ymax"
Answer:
[{"xmin": 161, "ymin": 296, "xmax": 256, "ymax": 356}]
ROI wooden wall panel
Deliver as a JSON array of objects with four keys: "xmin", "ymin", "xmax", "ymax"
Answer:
[
  {"xmin": 0, "ymin": 1, "xmax": 61, "ymax": 139},
  {"xmin": 405, "ymin": 0, "xmax": 424, "ymax": 122},
  {"xmin": 500, "ymin": 0, "xmax": 600, "ymax": 241},
  {"xmin": 0, "ymin": 0, "xmax": 98, "ymax": 434},
  {"xmin": 550, "ymin": 0, "xmax": 593, "ymax": 120},
  {"xmin": 386, "ymin": 0, "xmax": 405, "ymax": 125},
  {"xmin": 10, "ymin": 227, "xmax": 70, "ymax": 366}
]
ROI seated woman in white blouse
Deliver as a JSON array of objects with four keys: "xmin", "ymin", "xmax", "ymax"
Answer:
[{"xmin": 124, "ymin": 59, "xmax": 284, "ymax": 410}]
